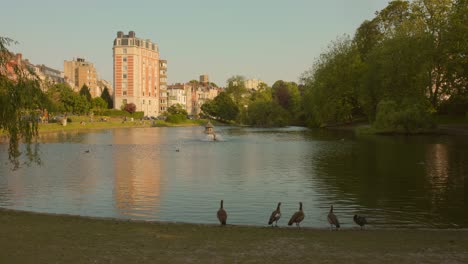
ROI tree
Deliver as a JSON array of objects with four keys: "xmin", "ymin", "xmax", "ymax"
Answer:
[
  {"xmin": 167, "ymin": 104, "xmax": 188, "ymax": 116},
  {"xmin": 92, "ymin": 97, "xmax": 107, "ymax": 110},
  {"xmin": 79, "ymin": 84, "xmax": 92, "ymax": 102},
  {"xmin": 165, "ymin": 104, "xmax": 188, "ymax": 123},
  {"xmin": 302, "ymin": 36, "xmax": 365, "ymax": 126},
  {"xmin": 124, "ymin": 103, "xmax": 136, "ymax": 114},
  {"xmin": 201, "ymin": 92, "xmax": 239, "ymax": 122},
  {"xmin": 272, "ymin": 80, "xmax": 302, "ymax": 119},
  {"xmin": 100, "ymin": 86, "xmax": 113, "ymax": 109},
  {"xmin": 225, "ymin": 75, "xmax": 248, "ymax": 105},
  {"xmin": 0, "ymin": 37, "xmax": 48, "ymax": 169}
]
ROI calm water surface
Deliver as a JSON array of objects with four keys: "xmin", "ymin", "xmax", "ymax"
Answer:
[{"xmin": 0, "ymin": 126, "xmax": 466, "ymax": 228}]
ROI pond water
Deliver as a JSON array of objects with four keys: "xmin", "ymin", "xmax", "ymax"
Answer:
[{"xmin": 0, "ymin": 126, "xmax": 467, "ymax": 228}]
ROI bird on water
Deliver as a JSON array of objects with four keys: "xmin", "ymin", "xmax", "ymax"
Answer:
[
  {"xmin": 353, "ymin": 214, "xmax": 367, "ymax": 230},
  {"xmin": 217, "ymin": 200, "xmax": 227, "ymax": 226},
  {"xmin": 268, "ymin": 202, "xmax": 282, "ymax": 227},
  {"xmin": 327, "ymin": 205, "xmax": 340, "ymax": 230},
  {"xmin": 288, "ymin": 202, "xmax": 305, "ymax": 228}
]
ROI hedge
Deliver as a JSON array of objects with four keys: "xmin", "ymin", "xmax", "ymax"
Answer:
[{"xmin": 93, "ymin": 109, "xmax": 144, "ymax": 119}]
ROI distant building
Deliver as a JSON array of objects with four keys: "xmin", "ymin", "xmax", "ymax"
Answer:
[
  {"xmin": 168, "ymin": 75, "xmax": 221, "ymax": 116},
  {"xmin": 199, "ymin": 74, "xmax": 209, "ymax": 85},
  {"xmin": 245, "ymin": 78, "xmax": 265, "ymax": 90},
  {"xmin": 113, "ymin": 31, "xmax": 166, "ymax": 116},
  {"xmin": 2, "ymin": 53, "xmax": 64, "ymax": 91},
  {"xmin": 167, "ymin": 83, "xmax": 191, "ymax": 112},
  {"xmin": 159, "ymin": 60, "xmax": 168, "ymax": 113},
  {"xmin": 63, "ymin": 58, "xmax": 99, "ymax": 96}
]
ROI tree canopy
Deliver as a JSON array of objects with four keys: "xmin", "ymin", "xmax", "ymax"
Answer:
[{"xmin": 0, "ymin": 37, "xmax": 49, "ymax": 169}]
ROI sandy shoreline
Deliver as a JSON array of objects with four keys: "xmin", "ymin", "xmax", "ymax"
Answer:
[{"xmin": 1, "ymin": 207, "xmax": 467, "ymax": 263}]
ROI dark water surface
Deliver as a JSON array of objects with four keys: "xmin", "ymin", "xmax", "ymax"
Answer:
[{"xmin": 0, "ymin": 126, "xmax": 466, "ymax": 228}]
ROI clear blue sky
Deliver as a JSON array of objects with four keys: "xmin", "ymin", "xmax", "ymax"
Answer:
[{"xmin": 2, "ymin": 0, "xmax": 389, "ymax": 86}]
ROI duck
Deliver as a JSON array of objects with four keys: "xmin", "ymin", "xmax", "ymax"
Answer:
[
  {"xmin": 217, "ymin": 200, "xmax": 227, "ymax": 226},
  {"xmin": 327, "ymin": 205, "xmax": 340, "ymax": 230},
  {"xmin": 268, "ymin": 202, "xmax": 282, "ymax": 227},
  {"xmin": 84, "ymin": 150, "xmax": 90, "ymax": 153},
  {"xmin": 353, "ymin": 214, "xmax": 367, "ymax": 230},
  {"xmin": 288, "ymin": 202, "xmax": 305, "ymax": 228}
]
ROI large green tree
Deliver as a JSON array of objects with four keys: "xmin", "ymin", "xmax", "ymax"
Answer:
[{"xmin": 201, "ymin": 92, "xmax": 239, "ymax": 122}]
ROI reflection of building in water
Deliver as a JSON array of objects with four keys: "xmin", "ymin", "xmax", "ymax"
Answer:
[
  {"xmin": 425, "ymin": 144, "xmax": 450, "ymax": 206},
  {"xmin": 112, "ymin": 129, "xmax": 163, "ymax": 217}
]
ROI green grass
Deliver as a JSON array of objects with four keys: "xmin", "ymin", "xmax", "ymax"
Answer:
[
  {"xmin": 37, "ymin": 116, "xmax": 210, "ymax": 133},
  {"xmin": 1, "ymin": 209, "xmax": 467, "ymax": 264}
]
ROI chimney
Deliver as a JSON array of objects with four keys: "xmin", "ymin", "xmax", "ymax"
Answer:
[
  {"xmin": 129, "ymin": 31, "xmax": 135, "ymax": 38},
  {"xmin": 117, "ymin": 31, "xmax": 123, "ymax": 38}
]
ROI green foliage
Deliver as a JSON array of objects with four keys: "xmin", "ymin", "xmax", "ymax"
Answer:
[
  {"xmin": 0, "ymin": 37, "xmax": 48, "ymax": 169},
  {"xmin": 246, "ymin": 100, "xmax": 290, "ymax": 127},
  {"xmin": 374, "ymin": 99, "xmax": 434, "ymax": 133},
  {"xmin": 92, "ymin": 97, "xmax": 107, "ymax": 110},
  {"xmin": 166, "ymin": 113, "xmax": 187, "ymax": 123},
  {"xmin": 167, "ymin": 104, "xmax": 188, "ymax": 116},
  {"xmin": 302, "ymin": 36, "xmax": 365, "ymax": 126},
  {"xmin": 100, "ymin": 86, "xmax": 113, "ymax": 109},
  {"xmin": 79, "ymin": 84, "xmax": 92, "ymax": 102},
  {"xmin": 46, "ymin": 83, "xmax": 91, "ymax": 115},
  {"xmin": 225, "ymin": 75, "xmax": 248, "ymax": 105},
  {"xmin": 201, "ymin": 92, "xmax": 239, "ymax": 122}
]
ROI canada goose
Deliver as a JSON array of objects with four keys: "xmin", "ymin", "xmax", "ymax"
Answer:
[
  {"xmin": 84, "ymin": 150, "xmax": 90, "ymax": 153},
  {"xmin": 288, "ymin": 202, "xmax": 305, "ymax": 227},
  {"xmin": 217, "ymin": 200, "xmax": 227, "ymax": 226},
  {"xmin": 327, "ymin": 205, "xmax": 340, "ymax": 230},
  {"xmin": 353, "ymin": 215, "xmax": 367, "ymax": 230},
  {"xmin": 268, "ymin": 202, "xmax": 282, "ymax": 227}
]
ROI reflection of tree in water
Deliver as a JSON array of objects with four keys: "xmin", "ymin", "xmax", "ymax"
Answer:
[{"xmin": 308, "ymin": 134, "xmax": 467, "ymax": 228}]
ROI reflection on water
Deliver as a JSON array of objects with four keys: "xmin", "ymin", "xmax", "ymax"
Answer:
[{"xmin": 0, "ymin": 127, "xmax": 466, "ymax": 228}]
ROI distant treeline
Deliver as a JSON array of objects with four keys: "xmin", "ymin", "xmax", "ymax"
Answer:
[{"xmin": 202, "ymin": 0, "xmax": 467, "ymax": 132}]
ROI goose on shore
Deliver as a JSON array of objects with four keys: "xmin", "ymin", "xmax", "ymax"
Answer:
[
  {"xmin": 353, "ymin": 214, "xmax": 367, "ymax": 230},
  {"xmin": 268, "ymin": 202, "xmax": 282, "ymax": 227},
  {"xmin": 217, "ymin": 200, "xmax": 227, "ymax": 226},
  {"xmin": 327, "ymin": 205, "xmax": 340, "ymax": 230},
  {"xmin": 288, "ymin": 202, "xmax": 305, "ymax": 227}
]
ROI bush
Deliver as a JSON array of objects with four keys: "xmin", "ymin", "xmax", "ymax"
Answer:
[
  {"xmin": 374, "ymin": 99, "xmax": 434, "ymax": 133},
  {"xmin": 166, "ymin": 113, "xmax": 187, "ymax": 123}
]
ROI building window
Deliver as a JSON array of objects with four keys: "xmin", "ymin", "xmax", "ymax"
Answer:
[
  {"xmin": 123, "ymin": 91, "xmax": 127, "ymax": 96},
  {"xmin": 143, "ymin": 91, "xmax": 145, "ymax": 96},
  {"xmin": 123, "ymin": 48, "xmax": 127, "ymax": 54},
  {"xmin": 143, "ymin": 100, "xmax": 145, "ymax": 104},
  {"xmin": 122, "ymin": 99, "xmax": 127, "ymax": 105},
  {"xmin": 123, "ymin": 57, "xmax": 127, "ymax": 62},
  {"xmin": 149, "ymin": 100, "xmax": 151, "ymax": 105},
  {"xmin": 123, "ymin": 74, "xmax": 127, "ymax": 79},
  {"xmin": 123, "ymin": 65, "xmax": 127, "ymax": 71}
]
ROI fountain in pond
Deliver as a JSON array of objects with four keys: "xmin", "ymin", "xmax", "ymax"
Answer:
[{"xmin": 204, "ymin": 121, "xmax": 222, "ymax": 141}]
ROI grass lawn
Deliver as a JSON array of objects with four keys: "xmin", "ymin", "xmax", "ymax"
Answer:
[
  {"xmin": 36, "ymin": 116, "xmax": 208, "ymax": 133},
  {"xmin": 1, "ymin": 209, "xmax": 467, "ymax": 263}
]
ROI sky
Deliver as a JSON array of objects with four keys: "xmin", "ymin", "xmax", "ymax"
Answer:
[{"xmin": 2, "ymin": 0, "xmax": 390, "ymax": 87}]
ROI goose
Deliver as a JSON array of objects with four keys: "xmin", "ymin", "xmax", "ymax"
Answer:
[
  {"xmin": 268, "ymin": 202, "xmax": 282, "ymax": 227},
  {"xmin": 217, "ymin": 200, "xmax": 227, "ymax": 226},
  {"xmin": 327, "ymin": 205, "xmax": 340, "ymax": 230},
  {"xmin": 353, "ymin": 214, "xmax": 367, "ymax": 230},
  {"xmin": 288, "ymin": 202, "xmax": 305, "ymax": 227}
]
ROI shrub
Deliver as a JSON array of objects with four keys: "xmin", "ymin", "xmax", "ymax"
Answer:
[
  {"xmin": 374, "ymin": 99, "xmax": 434, "ymax": 133},
  {"xmin": 166, "ymin": 113, "xmax": 187, "ymax": 123}
]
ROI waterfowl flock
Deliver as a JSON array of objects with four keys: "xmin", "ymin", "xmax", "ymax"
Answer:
[{"xmin": 217, "ymin": 200, "xmax": 368, "ymax": 230}]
